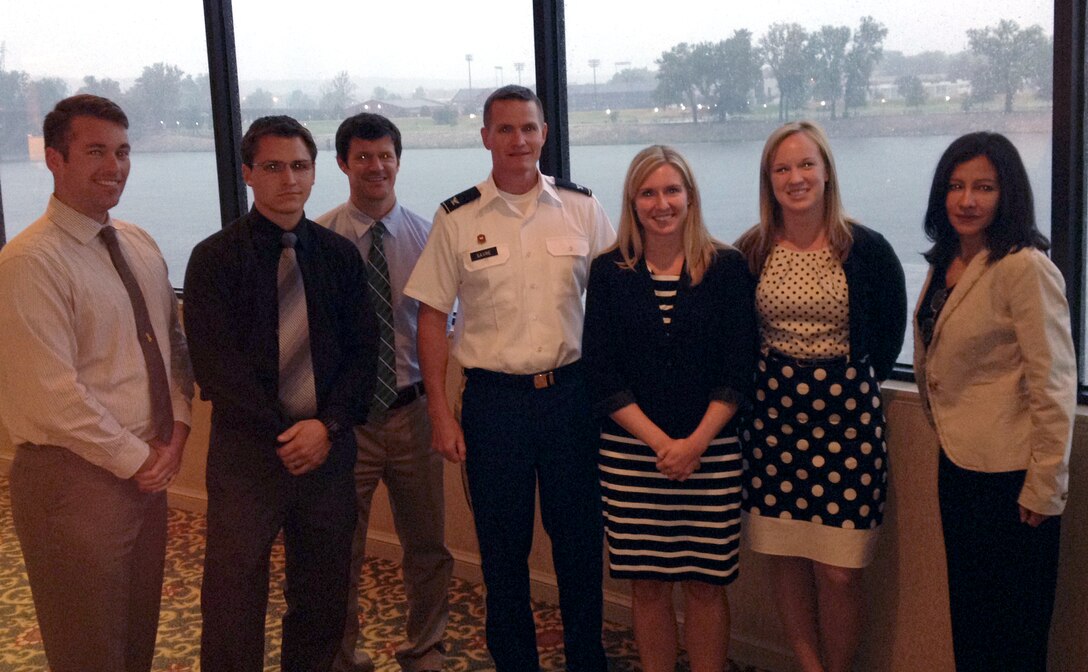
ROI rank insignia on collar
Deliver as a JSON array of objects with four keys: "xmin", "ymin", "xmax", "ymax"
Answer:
[
  {"xmin": 554, "ymin": 177, "xmax": 593, "ymax": 197},
  {"xmin": 441, "ymin": 186, "xmax": 482, "ymax": 213}
]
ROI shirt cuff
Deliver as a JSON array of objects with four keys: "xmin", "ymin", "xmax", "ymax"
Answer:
[
  {"xmin": 109, "ymin": 434, "xmax": 152, "ymax": 480},
  {"xmin": 710, "ymin": 385, "xmax": 748, "ymax": 410},
  {"xmin": 594, "ymin": 389, "xmax": 637, "ymax": 418},
  {"xmin": 171, "ymin": 394, "xmax": 193, "ymax": 427}
]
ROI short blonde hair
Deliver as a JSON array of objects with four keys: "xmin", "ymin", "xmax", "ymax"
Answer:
[
  {"xmin": 610, "ymin": 144, "xmax": 723, "ymax": 285},
  {"xmin": 736, "ymin": 120, "xmax": 855, "ymax": 275}
]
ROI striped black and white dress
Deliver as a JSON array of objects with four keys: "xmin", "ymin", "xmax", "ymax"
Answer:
[{"xmin": 597, "ymin": 272, "xmax": 744, "ymax": 584}]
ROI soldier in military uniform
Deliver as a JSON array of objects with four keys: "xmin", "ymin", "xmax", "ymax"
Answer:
[{"xmin": 404, "ymin": 85, "xmax": 614, "ymax": 672}]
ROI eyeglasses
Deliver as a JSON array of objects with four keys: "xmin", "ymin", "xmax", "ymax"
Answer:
[
  {"xmin": 255, "ymin": 160, "xmax": 314, "ymax": 175},
  {"xmin": 920, "ymin": 286, "xmax": 951, "ymax": 346}
]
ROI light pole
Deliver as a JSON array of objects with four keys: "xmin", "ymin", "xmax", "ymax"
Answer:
[
  {"xmin": 588, "ymin": 58, "xmax": 601, "ymax": 110},
  {"xmin": 514, "ymin": 62, "xmax": 525, "ymax": 85},
  {"xmin": 465, "ymin": 53, "xmax": 474, "ymax": 98}
]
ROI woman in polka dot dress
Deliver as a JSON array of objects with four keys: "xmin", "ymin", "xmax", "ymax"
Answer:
[{"xmin": 735, "ymin": 121, "xmax": 906, "ymax": 672}]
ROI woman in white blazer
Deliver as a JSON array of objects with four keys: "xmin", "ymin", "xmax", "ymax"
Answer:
[{"xmin": 913, "ymin": 132, "xmax": 1076, "ymax": 672}]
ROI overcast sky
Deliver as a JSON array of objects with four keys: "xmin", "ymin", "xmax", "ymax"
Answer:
[{"xmin": 1, "ymin": 0, "xmax": 1053, "ymax": 89}]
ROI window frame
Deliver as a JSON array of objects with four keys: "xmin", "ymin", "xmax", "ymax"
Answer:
[{"xmin": 0, "ymin": 0, "xmax": 1085, "ymax": 400}]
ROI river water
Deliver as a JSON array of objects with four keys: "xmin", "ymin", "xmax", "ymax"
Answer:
[{"xmin": 0, "ymin": 133, "xmax": 1051, "ymax": 364}]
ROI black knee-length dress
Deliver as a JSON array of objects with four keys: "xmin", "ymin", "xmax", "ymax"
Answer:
[{"xmin": 583, "ymin": 247, "xmax": 757, "ymax": 584}]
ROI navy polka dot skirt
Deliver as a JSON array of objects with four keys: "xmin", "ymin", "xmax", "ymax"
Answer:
[{"xmin": 741, "ymin": 349, "xmax": 888, "ymax": 567}]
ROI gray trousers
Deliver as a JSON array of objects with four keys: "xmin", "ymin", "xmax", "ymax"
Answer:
[
  {"xmin": 333, "ymin": 395, "xmax": 453, "ymax": 672},
  {"xmin": 10, "ymin": 443, "xmax": 167, "ymax": 672}
]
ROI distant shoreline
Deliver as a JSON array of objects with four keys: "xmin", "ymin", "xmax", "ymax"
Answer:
[
  {"xmin": 565, "ymin": 110, "xmax": 1052, "ymax": 146},
  {"xmin": 4, "ymin": 110, "xmax": 1052, "ymax": 160}
]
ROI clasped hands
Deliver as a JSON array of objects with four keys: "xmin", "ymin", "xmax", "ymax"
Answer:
[
  {"xmin": 133, "ymin": 422, "xmax": 188, "ymax": 493},
  {"xmin": 276, "ymin": 419, "xmax": 331, "ymax": 476},
  {"xmin": 655, "ymin": 436, "xmax": 705, "ymax": 481}
]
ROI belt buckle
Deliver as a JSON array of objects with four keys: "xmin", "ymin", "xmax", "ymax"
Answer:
[{"xmin": 533, "ymin": 371, "xmax": 555, "ymax": 390}]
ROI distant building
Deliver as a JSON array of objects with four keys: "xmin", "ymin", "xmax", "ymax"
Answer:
[
  {"xmin": 566, "ymin": 81, "xmax": 656, "ymax": 111},
  {"xmin": 27, "ymin": 134, "xmax": 44, "ymax": 161},
  {"xmin": 449, "ymin": 88, "xmax": 494, "ymax": 115},
  {"xmin": 346, "ymin": 98, "xmax": 449, "ymax": 118}
]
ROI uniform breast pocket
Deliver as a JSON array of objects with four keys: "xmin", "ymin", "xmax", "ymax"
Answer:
[
  {"xmin": 460, "ymin": 244, "xmax": 513, "ymax": 314},
  {"xmin": 545, "ymin": 236, "xmax": 590, "ymax": 296}
]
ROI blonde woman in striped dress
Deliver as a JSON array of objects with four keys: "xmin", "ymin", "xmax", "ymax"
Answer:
[{"xmin": 583, "ymin": 145, "xmax": 757, "ymax": 671}]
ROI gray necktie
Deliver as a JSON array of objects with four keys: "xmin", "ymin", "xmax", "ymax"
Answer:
[
  {"xmin": 367, "ymin": 221, "xmax": 398, "ymax": 409},
  {"xmin": 278, "ymin": 231, "xmax": 318, "ymax": 418},
  {"xmin": 100, "ymin": 225, "xmax": 174, "ymax": 444}
]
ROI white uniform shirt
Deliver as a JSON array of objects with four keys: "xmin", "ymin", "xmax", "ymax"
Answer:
[
  {"xmin": 405, "ymin": 171, "xmax": 614, "ymax": 375},
  {"xmin": 316, "ymin": 200, "xmax": 430, "ymax": 389},
  {"xmin": 0, "ymin": 196, "xmax": 194, "ymax": 478}
]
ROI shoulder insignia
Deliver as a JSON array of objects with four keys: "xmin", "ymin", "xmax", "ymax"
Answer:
[
  {"xmin": 554, "ymin": 178, "xmax": 592, "ymax": 197},
  {"xmin": 441, "ymin": 187, "xmax": 481, "ymax": 214}
]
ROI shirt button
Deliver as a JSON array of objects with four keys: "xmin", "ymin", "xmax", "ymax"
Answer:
[{"xmin": 537, "ymin": 347, "xmax": 543, "ymax": 352}]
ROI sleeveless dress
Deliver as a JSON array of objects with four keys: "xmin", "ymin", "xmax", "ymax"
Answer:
[{"xmin": 742, "ymin": 246, "xmax": 888, "ymax": 568}]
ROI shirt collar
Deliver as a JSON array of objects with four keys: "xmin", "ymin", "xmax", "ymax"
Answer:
[
  {"xmin": 346, "ymin": 200, "xmax": 400, "ymax": 240},
  {"xmin": 46, "ymin": 195, "xmax": 117, "ymax": 245},
  {"xmin": 480, "ymin": 170, "xmax": 557, "ymax": 211},
  {"xmin": 539, "ymin": 173, "xmax": 562, "ymax": 206},
  {"xmin": 250, "ymin": 207, "xmax": 314, "ymax": 250}
]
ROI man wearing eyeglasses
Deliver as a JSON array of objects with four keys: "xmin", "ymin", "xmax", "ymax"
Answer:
[
  {"xmin": 184, "ymin": 115, "xmax": 378, "ymax": 671},
  {"xmin": 316, "ymin": 113, "xmax": 453, "ymax": 672}
]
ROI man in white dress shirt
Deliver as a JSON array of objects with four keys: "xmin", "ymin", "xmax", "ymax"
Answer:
[
  {"xmin": 0, "ymin": 95, "xmax": 193, "ymax": 672},
  {"xmin": 317, "ymin": 113, "xmax": 453, "ymax": 672}
]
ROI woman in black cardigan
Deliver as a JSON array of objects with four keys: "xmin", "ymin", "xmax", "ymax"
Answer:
[
  {"xmin": 583, "ymin": 145, "xmax": 756, "ymax": 672},
  {"xmin": 735, "ymin": 121, "xmax": 906, "ymax": 672}
]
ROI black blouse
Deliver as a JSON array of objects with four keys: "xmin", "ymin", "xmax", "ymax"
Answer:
[{"xmin": 582, "ymin": 246, "xmax": 758, "ymax": 437}]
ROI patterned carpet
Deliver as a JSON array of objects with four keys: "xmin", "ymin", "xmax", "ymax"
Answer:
[{"xmin": 0, "ymin": 474, "xmax": 766, "ymax": 671}]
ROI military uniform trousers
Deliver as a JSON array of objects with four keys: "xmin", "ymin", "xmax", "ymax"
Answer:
[{"xmin": 461, "ymin": 362, "xmax": 607, "ymax": 672}]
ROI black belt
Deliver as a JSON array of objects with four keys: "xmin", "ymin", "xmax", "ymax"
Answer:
[
  {"xmin": 763, "ymin": 348, "xmax": 862, "ymax": 367},
  {"xmin": 388, "ymin": 381, "xmax": 426, "ymax": 410},
  {"xmin": 464, "ymin": 360, "xmax": 582, "ymax": 391}
]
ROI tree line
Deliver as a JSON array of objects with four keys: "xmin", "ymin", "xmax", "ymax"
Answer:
[
  {"xmin": 653, "ymin": 18, "xmax": 1051, "ymax": 123},
  {"xmin": 0, "ymin": 63, "xmax": 366, "ymax": 158},
  {"xmin": 0, "ymin": 62, "xmax": 213, "ymax": 157},
  {"xmin": 0, "ymin": 17, "xmax": 1056, "ymax": 158}
]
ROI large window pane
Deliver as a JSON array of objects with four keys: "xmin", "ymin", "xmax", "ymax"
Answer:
[
  {"xmin": 565, "ymin": 1, "xmax": 1054, "ymax": 368},
  {"xmin": 0, "ymin": 1, "xmax": 218, "ymax": 286},
  {"xmin": 231, "ymin": 0, "xmax": 534, "ymax": 221},
  {"xmin": 1083, "ymin": 8, "xmax": 1088, "ymax": 381}
]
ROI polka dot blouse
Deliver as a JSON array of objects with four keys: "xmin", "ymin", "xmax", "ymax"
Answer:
[{"xmin": 756, "ymin": 246, "xmax": 850, "ymax": 359}]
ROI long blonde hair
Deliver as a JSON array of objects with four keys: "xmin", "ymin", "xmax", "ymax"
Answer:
[
  {"xmin": 736, "ymin": 121, "xmax": 855, "ymax": 276},
  {"xmin": 610, "ymin": 144, "xmax": 723, "ymax": 285}
]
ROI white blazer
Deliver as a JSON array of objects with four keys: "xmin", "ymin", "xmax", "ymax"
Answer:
[{"xmin": 913, "ymin": 247, "xmax": 1076, "ymax": 516}]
